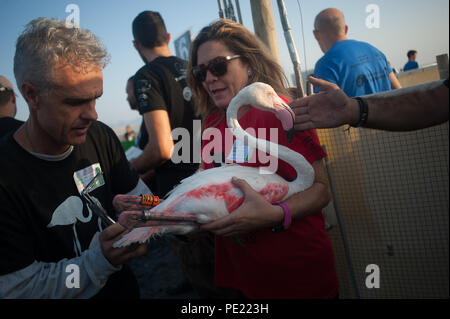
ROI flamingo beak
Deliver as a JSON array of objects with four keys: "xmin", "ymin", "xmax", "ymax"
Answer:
[
  {"xmin": 272, "ymin": 96, "xmax": 296, "ymax": 143},
  {"xmin": 286, "ymin": 127, "xmax": 295, "ymax": 143}
]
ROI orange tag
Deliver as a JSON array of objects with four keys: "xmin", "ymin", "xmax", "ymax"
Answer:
[{"xmin": 140, "ymin": 194, "xmax": 160, "ymax": 207}]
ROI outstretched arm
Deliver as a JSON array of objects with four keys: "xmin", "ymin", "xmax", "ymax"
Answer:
[
  {"xmin": 363, "ymin": 79, "xmax": 448, "ymax": 131},
  {"xmin": 291, "ymin": 76, "xmax": 448, "ymax": 131}
]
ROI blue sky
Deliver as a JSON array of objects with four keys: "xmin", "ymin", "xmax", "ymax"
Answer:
[{"xmin": 1, "ymin": 0, "xmax": 448, "ymax": 128}]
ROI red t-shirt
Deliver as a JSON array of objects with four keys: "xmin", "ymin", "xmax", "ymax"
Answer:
[{"xmin": 202, "ymin": 99, "xmax": 339, "ymax": 298}]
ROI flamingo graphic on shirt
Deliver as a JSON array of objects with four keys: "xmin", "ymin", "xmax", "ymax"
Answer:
[{"xmin": 47, "ymin": 195, "xmax": 104, "ymax": 256}]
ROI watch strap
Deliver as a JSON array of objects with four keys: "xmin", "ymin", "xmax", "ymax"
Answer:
[{"xmin": 351, "ymin": 97, "xmax": 369, "ymax": 127}]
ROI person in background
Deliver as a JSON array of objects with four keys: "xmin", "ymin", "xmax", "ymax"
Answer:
[
  {"xmin": 126, "ymin": 76, "xmax": 138, "ymax": 112},
  {"xmin": 130, "ymin": 11, "xmax": 199, "ymax": 197},
  {"xmin": 0, "ymin": 75, "xmax": 24, "ymax": 137},
  {"xmin": 124, "ymin": 125, "xmax": 136, "ymax": 142},
  {"xmin": 313, "ymin": 8, "xmax": 401, "ymax": 97},
  {"xmin": 0, "ymin": 17, "xmax": 149, "ymax": 298},
  {"xmin": 188, "ymin": 19, "xmax": 339, "ymax": 299},
  {"xmin": 126, "ymin": 76, "xmax": 147, "ymax": 150},
  {"xmin": 291, "ymin": 76, "xmax": 448, "ymax": 131},
  {"xmin": 403, "ymin": 50, "xmax": 419, "ymax": 72},
  {"xmin": 125, "ymin": 76, "xmax": 156, "ymax": 189}
]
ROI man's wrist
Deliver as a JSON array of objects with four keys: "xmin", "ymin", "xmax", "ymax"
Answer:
[{"xmin": 348, "ymin": 97, "xmax": 362, "ymax": 126}]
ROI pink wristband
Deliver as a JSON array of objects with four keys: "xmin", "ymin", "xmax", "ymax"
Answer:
[{"xmin": 272, "ymin": 201, "xmax": 291, "ymax": 232}]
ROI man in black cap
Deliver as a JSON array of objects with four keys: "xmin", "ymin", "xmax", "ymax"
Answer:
[{"xmin": 0, "ymin": 75, "xmax": 24, "ymax": 137}]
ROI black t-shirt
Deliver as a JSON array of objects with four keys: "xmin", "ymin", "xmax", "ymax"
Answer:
[
  {"xmin": 0, "ymin": 117, "xmax": 24, "ymax": 137},
  {"xmin": 0, "ymin": 121, "xmax": 140, "ymax": 298},
  {"xmin": 135, "ymin": 118, "xmax": 148, "ymax": 150},
  {"xmin": 134, "ymin": 56, "xmax": 199, "ymax": 196}
]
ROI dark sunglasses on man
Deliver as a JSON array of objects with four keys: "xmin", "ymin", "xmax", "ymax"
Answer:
[
  {"xmin": 192, "ymin": 55, "xmax": 241, "ymax": 83},
  {"xmin": 0, "ymin": 86, "xmax": 13, "ymax": 92}
]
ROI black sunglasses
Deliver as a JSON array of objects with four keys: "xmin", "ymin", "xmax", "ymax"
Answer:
[
  {"xmin": 192, "ymin": 55, "xmax": 241, "ymax": 83},
  {"xmin": 0, "ymin": 86, "xmax": 13, "ymax": 92}
]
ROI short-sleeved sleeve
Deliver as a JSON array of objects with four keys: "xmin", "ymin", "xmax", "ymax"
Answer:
[
  {"xmin": 134, "ymin": 68, "xmax": 167, "ymax": 115},
  {"xmin": 313, "ymin": 57, "xmax": 339, "ymax": 93}
]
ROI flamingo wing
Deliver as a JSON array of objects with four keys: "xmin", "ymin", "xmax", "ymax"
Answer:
[{"xmin": 113, "ymin": 165, "xmax": 290, "ymax": 247}]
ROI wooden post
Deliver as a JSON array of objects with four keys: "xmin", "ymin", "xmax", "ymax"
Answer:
[
  {"xmin": 250, "ymin": 0, "xmax": 280, "ymax": 64},
  {"xmin": 436, "ymin": 54, "xmax": 449, "ymax": 80}
]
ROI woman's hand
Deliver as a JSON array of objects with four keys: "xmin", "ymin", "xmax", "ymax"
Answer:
[{"xmin": 200, "ymin": 177, "xmax": 283, "ymax": 237}]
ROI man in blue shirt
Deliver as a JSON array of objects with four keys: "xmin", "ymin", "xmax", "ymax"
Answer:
[
  {"xmin": 403, "ymin": 50, "xmax": 419, "ymax": 72},
  {"xmin": 312, "ymin": 8, "xmax": 401, "ymax": 97}
]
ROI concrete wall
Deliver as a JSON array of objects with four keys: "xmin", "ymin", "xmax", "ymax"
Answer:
[{"xmin": 396, "ymin": 64, "xmax": 441, "ymax": 87}]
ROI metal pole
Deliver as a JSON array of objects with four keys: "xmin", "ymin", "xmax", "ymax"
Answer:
[
  {"xmin": 217, "ymin": 0, "xmax": 224, "ymax": 19},
  {"xmin": 276, "ymin": 0, "xmax": 305, "ymax": 98},
  {"xmin": 306, "ymin": 78, "xmax": 314, "ymax": 96},
  {"xmin": 323, "ymin": 145, "xmax": 361, "ymax": 299},
  {"xmin": 235, "ymin": 0, "xmax": 243, "ymax": 24},
  {"xmin": 227, "ymin": 0, "xmax": 237, "ymax": 22}
]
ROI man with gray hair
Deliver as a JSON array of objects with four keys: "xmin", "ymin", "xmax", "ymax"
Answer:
[
  {"xmin": 0, "ymin": 75, "xmax": 23, "ymax": 137},
  {"xmin": 312, "ymin": 8, "xmax": 401, "ymax": 97},
  {"xmin": 0, "ymin": 18, "xmax": 150, "ymax": 298}
]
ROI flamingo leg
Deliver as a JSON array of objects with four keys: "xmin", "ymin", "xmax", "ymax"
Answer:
[{"xmin": 118, "ymin": 210, "xmax": 198, "ymax": 229}]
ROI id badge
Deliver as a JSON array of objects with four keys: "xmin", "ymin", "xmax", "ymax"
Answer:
[
  {"xmin": 73, "ymin": 163, "xmax": 105, "ymax": 194},
  {"xmin": 227, "ymin": 139, "xmax": 254, "ymax": 163}
]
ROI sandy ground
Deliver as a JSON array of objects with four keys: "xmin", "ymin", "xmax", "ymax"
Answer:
[{"xmin": 127, "ymin": 234, "xmax": 200, "ymax": 299}]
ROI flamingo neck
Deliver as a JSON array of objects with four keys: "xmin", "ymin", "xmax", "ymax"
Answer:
[
  {"xmin": 226, "ymin": 95, "xmax": 315, "ymax": 194},
  {"xmin": 81, "ymin": 201, "xmax": 94, "ymax": 223}
]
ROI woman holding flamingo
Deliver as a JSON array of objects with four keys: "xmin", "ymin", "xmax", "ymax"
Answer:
[{"xmin": 187, "ymin": 19, "xmax": 339, "ymax": 299}]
